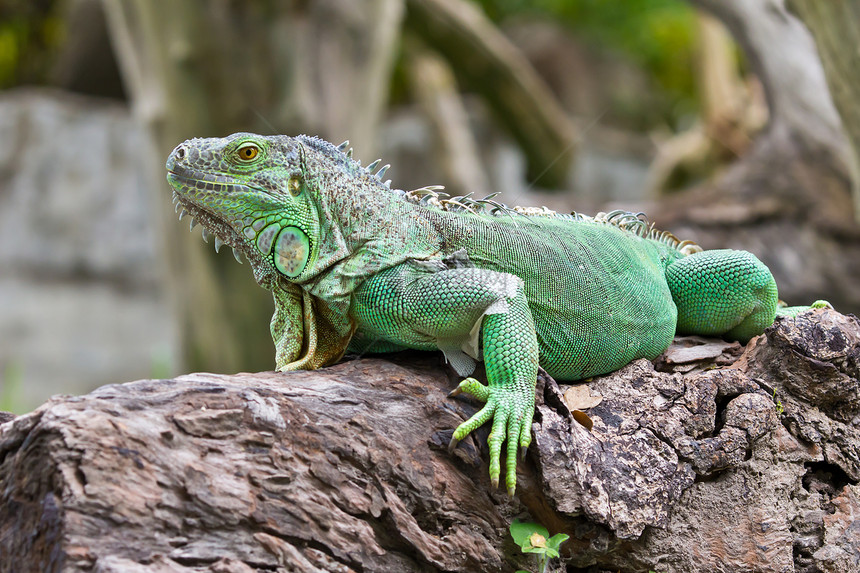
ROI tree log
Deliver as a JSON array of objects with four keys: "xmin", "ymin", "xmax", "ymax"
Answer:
[{"xmin": 2, "ymin": 309, "xmax": 859, "ymax": 572}]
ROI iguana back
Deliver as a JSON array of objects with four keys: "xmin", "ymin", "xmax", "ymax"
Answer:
[{"xmin": 351, "ymin": 206, "xmax": 685, "ymax": 381}]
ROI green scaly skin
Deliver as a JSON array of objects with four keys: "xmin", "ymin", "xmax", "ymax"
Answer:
[{"xmin": 165, "ymin": 132, "xmax": 826, "ymax": 496}]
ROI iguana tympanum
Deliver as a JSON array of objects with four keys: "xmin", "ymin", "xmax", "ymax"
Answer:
[{"xmin": 166, "ymin": 133, "xmax": 823, "ymax": 495}]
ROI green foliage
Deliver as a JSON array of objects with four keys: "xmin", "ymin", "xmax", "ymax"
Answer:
[
  {"xmin": 0, "ymin": 0, "xmax": 65, "ymax": 89},
  {"xmin": 773, "ymin": 388, "xmax": 784, "ymax": 416},
  {"xmin": 476, "ymin": 0, "xmax": 699, "ymax": 123},
  {"xmin": 510, "ymin": 520, "xmax": 569, "ymax": 573}
]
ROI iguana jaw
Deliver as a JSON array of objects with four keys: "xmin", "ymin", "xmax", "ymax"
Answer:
[
  {"xmin": 166, "ymin": 168, "xmax": 270, "ymax": 277},
  {"xmin": 166, "ymin": 134, "xmax": 326, "ymax": 288}
]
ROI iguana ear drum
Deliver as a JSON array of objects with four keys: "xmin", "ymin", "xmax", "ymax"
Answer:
[{"xmin": 273, "ymin": 226, "xmax": 310, "ymax": 277}]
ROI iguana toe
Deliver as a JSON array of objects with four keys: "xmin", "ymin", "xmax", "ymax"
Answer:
[
  {"xmin": 447, "ymin": 436, "xmax": 460, "ymax": 454},
  {"xmin": 451, "ymin": 377, "xmax": 490, "ymax": 402}
]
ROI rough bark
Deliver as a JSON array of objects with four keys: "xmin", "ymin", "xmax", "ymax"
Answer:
[
  {"xmin": 2, "ymin": 309, "xmax": 859, "ymax": 572},
  {"xmin": 404, "ymin": 0, "xmax": 577, "ymax": 188}
]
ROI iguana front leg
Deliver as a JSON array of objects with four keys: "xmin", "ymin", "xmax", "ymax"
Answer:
[
  {"xmin": 351, "ymin": 264, "xmax": 539, "ymax": 495},
  {"xmin": 448, "ymin": 289, "xmax": 539, "ymax": 495}
]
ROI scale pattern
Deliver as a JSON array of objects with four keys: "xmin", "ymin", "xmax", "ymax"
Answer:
[
  {"xmin": 165, "ymin": 132, "xmax": 790, "ymax": 497},
  {"xmin": 667, "ymin": 249, "xmax": 778, "ymax": 341}
]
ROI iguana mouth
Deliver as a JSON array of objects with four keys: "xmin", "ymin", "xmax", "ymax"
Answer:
[
  {"xmin": 168, "ymin": 170, "xmax": 262, "ymax": 266},
  {"xmin": 167, "ymin": 167, "xmax": 248, "ymax": 193}
]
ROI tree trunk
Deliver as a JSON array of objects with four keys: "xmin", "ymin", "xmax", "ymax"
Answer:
[
  {"xmin": 655, "ymin": 0, "xmax": 860, "ymax": 315},
  {"xmin": 404, "ymin": 0, "xmax": 577, "ymax": 189},
  {"xmin": 788, "ymin": 0, "xmax": 860, "ymax": 220},
  {"xmin": 2, "ymin": 309, "xmax": 859, "ymax": 572},
  {"xmin": 100, "ymin": 0, "xmax": 403, "ymax": 373}
]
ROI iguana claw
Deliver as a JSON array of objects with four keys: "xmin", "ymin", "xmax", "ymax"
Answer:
[
  {"xmin": 448, "ymin": 377, "xmax": 534, "ymax": 496},
  {"xmin": 447, "ymin": 436, "xmax": 460, "ymax": 454}
]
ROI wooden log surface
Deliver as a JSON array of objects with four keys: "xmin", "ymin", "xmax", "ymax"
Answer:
[{"xmin": 2, "ymin": 309, "xmax": 860, "ymax": 572}]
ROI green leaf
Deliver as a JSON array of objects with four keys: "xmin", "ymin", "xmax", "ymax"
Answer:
[
  {"xmin": 509, "ymin": 520, "xmax": 549, "ymax": 546},
  {"xmin": 546, "ymin": 533, "xmax": 570, "ymax": 551},
  {"xmin": 544, "ymin": 546, "xmax": 560, "ymax": 559},
  {"xmin": 521, "ymin": 544, "xmax": 548, "ymax": 555}
]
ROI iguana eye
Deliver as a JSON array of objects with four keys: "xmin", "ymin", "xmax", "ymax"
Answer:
[
  {"xmin": 237, "ymin": 144, "xmax": 259, "ymax": 161},
  {"xmin": 289, "ymin": 177, "xmax": 302, "ymax": 197}
]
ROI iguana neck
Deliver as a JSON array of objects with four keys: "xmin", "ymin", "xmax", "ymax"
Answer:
[{"xmin": 298, "ymin": 149, "xmax": 445, "ymax": 309}]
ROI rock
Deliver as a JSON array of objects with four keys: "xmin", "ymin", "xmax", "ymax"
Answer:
[
  {"xmin": 0, "ymin": 88, "xmax": 175, "ymax": 412},
  {"xmin": 1, "ymin": 309, "xmax": 858, "ymax": 572}
]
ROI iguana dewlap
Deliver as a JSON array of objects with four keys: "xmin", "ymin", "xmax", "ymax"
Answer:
[{"xmin": 166, "ymin": 132, "xmax": 824, "ymax": 496}]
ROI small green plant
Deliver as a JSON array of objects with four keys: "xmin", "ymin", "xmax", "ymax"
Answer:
[
  {"xmin": 772, "ymin": 388, "xmax": 784, "ymax": 416},
  {"xmin": 510, "ymin": 519, "xmax": 569, "ymax": 573}
]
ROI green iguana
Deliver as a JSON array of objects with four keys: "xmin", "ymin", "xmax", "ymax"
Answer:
[{"xmin": 166, "ymin": 132, "xmax": 825, "ymax": 495}]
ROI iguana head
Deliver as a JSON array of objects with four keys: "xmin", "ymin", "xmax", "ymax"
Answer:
[
  {"xmin": 166, "ymin": 132, "xmax": 338, "ymax": 286},
  {"xmin": 167, "ymin": 132, "xmax": 453, "ymax": 303}
]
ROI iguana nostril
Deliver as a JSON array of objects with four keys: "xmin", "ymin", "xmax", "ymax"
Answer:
[{"xmin": 176, "ymin": 146, "xmax": 186, "ymax": 160}]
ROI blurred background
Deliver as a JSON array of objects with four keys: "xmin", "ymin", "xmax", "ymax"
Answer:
[{"xmin": 1, "ymin": 0, "xmax": 858, "ymax": 413}]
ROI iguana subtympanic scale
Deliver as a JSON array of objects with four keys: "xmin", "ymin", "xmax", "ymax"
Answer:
[{"xmin": 166, "ymin": 132, "xmax": 823, "ymax": 495}]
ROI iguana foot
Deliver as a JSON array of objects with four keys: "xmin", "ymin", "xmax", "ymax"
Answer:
[
  {"xmin": 447, "ymin": 377, "xmax": 534, "ymax": 496},
  {"xmin": 447, "ymin": 377, "xmax": 489, "ymax": 400},
  {"xmin": 776, "ymin": 299, "xmax": 833, "ymax": 318}
]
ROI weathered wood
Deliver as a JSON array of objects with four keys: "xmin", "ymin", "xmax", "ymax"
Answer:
[
  {"xmin": 0, "ymin": 355, "xmax": 518, "ymax": 572},
  {"xmin": 2, "ymin": 310, "xmax": 859, "ymax": 572}
]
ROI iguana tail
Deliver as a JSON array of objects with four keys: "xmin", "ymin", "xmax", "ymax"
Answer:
[{"xmin": 665, "ymin": 249, "xmax": 779, "ymax": 343}]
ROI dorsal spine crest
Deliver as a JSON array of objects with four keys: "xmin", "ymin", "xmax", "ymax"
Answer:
[{"xmin": 313, "ymin": 136, "xmax": 702, "ymax": 256}]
